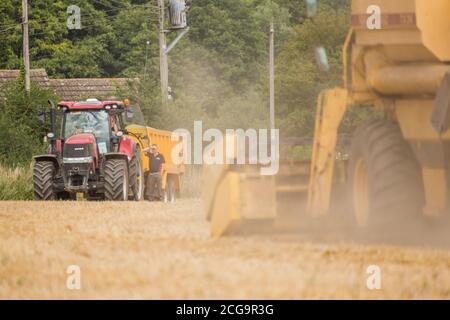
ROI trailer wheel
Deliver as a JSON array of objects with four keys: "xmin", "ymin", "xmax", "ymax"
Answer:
[
  {"xmin": 129, "ymin": 147, "xmax": 144, "ymax": 201},
  {"xmin": 104, "ymin": 159, "xmax": 129, "ymax": 201},
  {"xmin": 164, "ymin": 176, "xmax": 177, "ymax": 203},
  {"xmin": 33, "ymin": 161, "xmax": 56, "ymax": 200},
  {"xmin": 348, "ymin": 120, "xmax": 424, "ymax": 230}
]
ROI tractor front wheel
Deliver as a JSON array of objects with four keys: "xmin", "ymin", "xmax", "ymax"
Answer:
[
  {"xmin": 33, "ymin": 161, "xmax": 56, "ymax": 200},
  {"xmin": 104, "ymin": 159, "xmax": 129, "ymax": 201}
]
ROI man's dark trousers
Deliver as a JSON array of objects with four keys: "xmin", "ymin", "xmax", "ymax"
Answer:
[{"xmin": 147, "ymin": 172, "xmax": 163, "ymax": 200}]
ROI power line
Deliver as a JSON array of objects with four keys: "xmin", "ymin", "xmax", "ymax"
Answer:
[
  {"xmin": 6, "ymin": 17, "xmax": 159, "ymax": 60},
  {"xmin": 0, "ymin": 2, "xmax": 159, "ymax": 34},
  {"xmin": 0, "ymin": 0, "xmax": 162, "ymax": 66},
  {"xmin": 0, "ymin": 4, "xmax": 159, "ymax": 39},
  {"xmin": 90, "ymin": 0, "xmax": 159, "ymax": 10},
  {"xmin": 0, "ymin": 25, "xmax": 22, "ymax": 35},
  {"xmin": 0, "ymin": 20, "xmax": 23, "ymax": 29}
]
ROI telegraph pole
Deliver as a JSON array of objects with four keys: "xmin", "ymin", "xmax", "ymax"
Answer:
[
  {"xmin": 269, "ymin": 21, "xmax": 275, "ymax": 130},
  {"xmin": 157, "ymin": 0, "xmax": 190, "ymax": 107},
  {"xmin": 22, "ymin": 0, "xmax": 30, "ymax": 94},
  {"xmin": 158, "ymin": 0, "xmax": 169, "ymax": 107}
]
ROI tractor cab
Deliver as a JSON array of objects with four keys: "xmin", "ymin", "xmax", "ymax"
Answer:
[
  {"xmin": 55, "ymin": 99, "xmax": 131, "ymax": 194},
  {"xmin": 58, "ymin": 99, "xmax": 126, "ymax": 155}
]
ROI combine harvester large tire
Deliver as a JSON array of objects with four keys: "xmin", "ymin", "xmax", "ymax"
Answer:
[{"xmin": 348, "ymin": 120, "xmax": 425, "ymax": 230}]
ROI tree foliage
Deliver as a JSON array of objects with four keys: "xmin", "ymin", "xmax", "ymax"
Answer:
[
  {"xmin": 0, "ymin": 0, "xmax": 353, "ymax": 153},
  {"xmin": 0, "ymin": 77, "xmax": 57, "ymax": 166}
]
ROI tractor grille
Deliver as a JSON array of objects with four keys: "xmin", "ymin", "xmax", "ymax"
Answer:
[{"xmin": 63, "ymin": 144, "xmax": 92, "ymax": 158}]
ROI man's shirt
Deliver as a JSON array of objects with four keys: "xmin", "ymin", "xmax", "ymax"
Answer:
[{"xmin": 149, "ymin": 153, "xmax": 166, "ymax": 173}]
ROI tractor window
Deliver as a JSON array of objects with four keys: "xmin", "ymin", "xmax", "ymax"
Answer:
[
  {"xmin": 123, "ymin": 104, "xmax": 146, "ymax": 127},
  {"xmin": 64, "ymin": 111, "xmax": 111, "ymax": 151}
]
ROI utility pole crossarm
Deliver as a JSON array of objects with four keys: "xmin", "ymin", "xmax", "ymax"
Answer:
[{"xmin": 165, "ymin": 27, "xmax": 190, "ymax": 55}]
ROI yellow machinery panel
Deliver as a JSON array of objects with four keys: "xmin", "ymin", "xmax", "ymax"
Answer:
[
  {"xmin": 307, "ymin": 88, "xmax": 348, "ymax": 217},
  {"xmin": 352, "ymin": 0, "xmax": 450, "ymax": 62},
  {"xmin": 204, "ymin": 164, "xmax": 277, "ymax": 238}
]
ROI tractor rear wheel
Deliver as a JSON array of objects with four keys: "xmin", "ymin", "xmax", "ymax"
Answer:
[
  {"xmin": 33, "ymin": 161, "xmax": 56, "ymax": 200},
  {"xmin": 104, "ymin": 159, "xmax": 129, "ymax": 201},
  {"xmin": 129, "ymin": 147, "xmax": 144, "ymax": 201},
  {"xmin": 348, "ymin": 120, "xmax": 425, "ymax": 230}
]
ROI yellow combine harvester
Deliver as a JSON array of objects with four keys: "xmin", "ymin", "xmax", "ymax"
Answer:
[{"xmin": 204, "ymin": 0, "xmax": 450, "ymax": 237}]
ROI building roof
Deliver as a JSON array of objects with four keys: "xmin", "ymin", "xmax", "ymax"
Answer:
[
  {"xmin": 49, "ymin": 78, "xmax": 132, "ymax": 101},
  {"xmin": 0, "ymin": 69, "xmax": 135, "ymax": 101},
  {"xmin": 0, "ymin": 69, "xmax": 50, "ymax": 87}
]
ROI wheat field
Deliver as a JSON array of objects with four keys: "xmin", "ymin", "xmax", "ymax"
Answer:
[{"xmin": 0, "ymin": 199, "xmax": 449, "ymax": 299}]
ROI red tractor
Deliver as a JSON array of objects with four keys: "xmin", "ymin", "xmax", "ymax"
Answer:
[{"xmin": 33, "ymin": 99, "xmax": 145, "ymax": 201}]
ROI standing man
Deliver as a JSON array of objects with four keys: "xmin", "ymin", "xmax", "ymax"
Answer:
[
  {"xmin": 145, "ymin": 144, "xmax": 166, "ymax": 201},
  {"xmin": 110, "ymin": 114, "xmax": 119, "ymax": 135}
]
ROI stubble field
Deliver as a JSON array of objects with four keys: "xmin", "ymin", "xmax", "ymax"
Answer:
[{"xmin": 0, "ymin": 199, "xmax": 449, "ymax": 299}]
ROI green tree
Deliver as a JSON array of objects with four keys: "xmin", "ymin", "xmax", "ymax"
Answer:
[
  {"xmin": 0, "ymin": 77, "xmax": 57, "ymax": 166},
  {"xmin": 186, "ymin": 0, "xmax": 267, "ymax": 89},
  {"xmin": 275, "ymin": 9, "xmax": 350, "ymax": 137}
]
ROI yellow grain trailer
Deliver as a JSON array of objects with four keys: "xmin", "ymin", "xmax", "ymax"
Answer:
[{"xmin": 127, "ymin": 125, "xmax": 185, "ymax": 202}]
